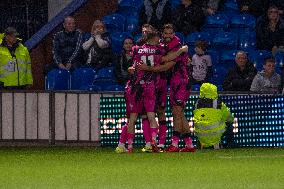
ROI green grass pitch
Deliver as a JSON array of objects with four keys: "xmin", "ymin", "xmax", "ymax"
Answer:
[{"xmin": 0, "ymin": 147, "xmax": 283, "ymax": 189}]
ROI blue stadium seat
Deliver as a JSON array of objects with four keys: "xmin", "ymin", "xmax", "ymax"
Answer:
[
  {"xmin": 96, "ymin": 66, "xmax": 116, "ymax": 80},
  {"xmin": 110, "ymin": 32, "xmax": 132, "ymax": 53},
  {"xmin": 118, "ymin": 0, "xmax": 140, "ymax": 16},
  {"xmin": 213, "ymin": 66, "xmax": 228, "ymax": 85},
  {"xmin": 45, "ymin": 69, "xmax": 71, "ymax": 90},
  {"xmin": 125, "ymin": 16, "xmax": 139, "ymax": 33},
  {"xmin": 170, "ymin": 0, "xmax": 181, "ymax": 10},
  {"xmin": 238, "ymin": 32, "xmax": 256, "ymax": 50},
  {"xmin": 71, "ymin": 68, "xmax": 96, "ymax": 90},
  {"xmin": 275, "ymin": 51, "xmax": 284, "ymax": 68},
  {"xmin": 103, "ymin": 13, "xmax": 126, "ymax": 33},
  {"xmin": 93, "ymin": 79, "xmax": 117, "ymax": 90},
  {"xmin": 207, "ymin": 50, "xmax": 220, "ymax": 65},
  {"xmin": 249, "ymin": 50, "xmax": 273, "ymax": 70},
  {"xmin": 118, "ymin": 0, "xmax": 143, "ymax": 12},
  {"xmin": 224, "ymin": 0, "xmax": 239, "ymax": 11},
  {"xmin": 202, "ymin": 14, "xmax": 230, "ymax": 31},
  {"xmin": 192, "ymin": 84, "xmax": 200, "ymax": 91},
  {"xmin": 212, "ymin": 32, "xmax": 238, "ymax": 49},
  {"xmin": 185, "ymin": 32, "xmax": 212, "ymax": 47},
  {"xmin": 105, "ymin": 84, "xmax": 125, "ymax": 91},
  {"xmin": 175, "ymin": 32, "xmax": 185, "ymax": 44},
  {"xmin": 229, "ymin": 13, "xmax": 256, "ymax": 33},
  {"xmin": 220, "ymin": 50, "xmax": 238, "ymax": 67},
  {"xmin": 84, "ymin": 85, "xmax": 102, "ymax": 91}
]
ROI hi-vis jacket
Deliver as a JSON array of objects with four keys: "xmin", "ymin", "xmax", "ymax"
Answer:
[
  {"xmin": 0, "ymin": 33, "xmax": 33, "ymax": 87},
  {"xmin": 193, "ymin": 83, "xmax": 234, "ymax": 147}
]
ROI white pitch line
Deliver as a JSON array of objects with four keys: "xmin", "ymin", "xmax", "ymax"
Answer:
[{"xmin": 219, "ymin": 155, "xmax": 284, "ymax": 159}]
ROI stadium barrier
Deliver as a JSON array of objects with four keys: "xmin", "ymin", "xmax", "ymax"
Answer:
[{"xmin": 0, "ymin": 91, "xmax": 283, "ymax": 147}]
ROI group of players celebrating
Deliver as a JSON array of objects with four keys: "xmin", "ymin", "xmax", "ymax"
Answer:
[{"xmin": 115, "ymin": 24, "xmax": 196, "ymax": 153}]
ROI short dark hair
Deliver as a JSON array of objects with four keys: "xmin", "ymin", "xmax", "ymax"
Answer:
[
  {"xmin": 264, "ymin": 58, "xmax": 275, "ymax": 65},
  {"xmin": 146, "ymin": 30, "xmax": 160, "ymax": 41},
  {"xmin": 162, "ymin": 24, "xmax": 175, "ymax": 32},
  {"xmin": 195, "ymin": 40, "xmax": 208, "ymax": 51}
]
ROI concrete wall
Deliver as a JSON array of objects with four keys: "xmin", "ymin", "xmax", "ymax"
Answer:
[{"xmin": 48, "ymin": 0, "xmax": 72, "ymax": 20}]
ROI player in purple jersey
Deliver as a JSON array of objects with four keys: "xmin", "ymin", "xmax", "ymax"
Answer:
[{"xmin": 160, "ymin": 24, "xmax": 195, "ymax": 152}]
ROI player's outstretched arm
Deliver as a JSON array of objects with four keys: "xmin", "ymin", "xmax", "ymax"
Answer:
[
  {"xmin": 161, "ymin": 45, "xmax": 188, "ymax": 62},
  {"xmin": 138, "ymin": 61, "xmax": 176, "ymax": 72}
]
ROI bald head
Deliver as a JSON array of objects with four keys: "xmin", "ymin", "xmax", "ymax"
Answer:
[{"xmin": 63, "ymin": 16, "xmax": 76, "ymax": 33}]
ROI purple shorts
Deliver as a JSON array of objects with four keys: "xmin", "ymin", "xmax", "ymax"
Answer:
[
  {"xmin": 125, "ymin": 83, "xmax": 156, "ymax": 114},
  {"xmin": 170, "ymin": 76, "xmax": 190, "ymax": 107},
  {"xmin": 156, "ymin": 79, "xmax": 168, "ymax": 108}
]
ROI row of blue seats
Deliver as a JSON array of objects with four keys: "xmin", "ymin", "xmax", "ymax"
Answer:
[
  {"xmin": 110, "ymin": 30, "xmax": 256, "ymax": 53},
  {"xmin": 45, "ymin": 67, "xmax": 124, "ymax": 91},
  {"xmin": 103, "ymin": 11, "xmax": 256, "ymax": 36}
]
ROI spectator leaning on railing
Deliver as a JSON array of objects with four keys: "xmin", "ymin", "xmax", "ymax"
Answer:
[
  {"xmin": 250, "ymin": 58, "xmax": 281, "ymax": 93},
  {"xmin": 0, "ymin": 27, "xmax": 33, "ymax": 90},
  {"xmin": 51, "ymin": 16, "xmax": 83, "ymax": 72},
  {"xmin": 222, "ymin": 51, "xmax": 257, "ymax": 91}
]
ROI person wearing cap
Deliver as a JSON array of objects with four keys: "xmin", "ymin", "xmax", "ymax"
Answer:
[
  {"xmin": 0, "ymin": 27, "xmax": 33, "ymax": 89},
  {"xmin": 193, "ymin": 83, "xmax": 234, "ymax": 149}
]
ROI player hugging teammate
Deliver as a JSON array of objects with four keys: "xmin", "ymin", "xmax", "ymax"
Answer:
[{"xmin": 115, "ymin": 24, "xmax": 195, "ymax": 153}]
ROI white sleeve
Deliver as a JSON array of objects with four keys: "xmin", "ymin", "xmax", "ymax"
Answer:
[
  {"xmin": 82, "ymin": 37, "xmax": 95, "ymax": 50},
  {"xmin": 95, "ymin": 35, "xmax": 109, "ymax": 49}
]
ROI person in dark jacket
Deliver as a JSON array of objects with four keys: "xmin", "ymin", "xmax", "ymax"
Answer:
[
  {"xmin": 223, "ymin": 51, "xmax": 257, "ymax": 91},
  {"xmin": 114, "ymin": 37, "xmax": 134, "ymax": 85},
  {"xmin": 52, "ymin": 16, "xmax": 83, "ymax": 71},
  {"xmin": 139, "ymin": 0, "xmax": 172, "ymax": 30},
  {"xmin": 256, "ymin": 5, "xmax": 284, "ymax": 51},
  {"xmin": 237, "ymin": 0, "xmax": 269, "ymax": 18},
  {"xmin": 82, "ymin": 20, "xmax": 113, "ymax": 69},
  {"xmin": 173, "ymin": 0, "xmax": 205, "ymax": 35}
]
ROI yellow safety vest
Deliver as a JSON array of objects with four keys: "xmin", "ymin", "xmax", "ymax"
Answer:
[{"xmin": 0, "ymin": 38, "xmax": 33, "ymax": 87}]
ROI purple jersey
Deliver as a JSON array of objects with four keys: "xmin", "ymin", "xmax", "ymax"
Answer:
[
  {"xmin": 131, "ymin": 44, "xmax": 163, "ymax": 86},
  {"xmin": 161, "ymin": 36, "xmax": 189, "ymax": 80}
]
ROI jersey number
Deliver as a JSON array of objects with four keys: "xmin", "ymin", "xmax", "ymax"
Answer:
[{"xmin": 141, "ymin": 55, "xmax": 154, "ymax": 67}]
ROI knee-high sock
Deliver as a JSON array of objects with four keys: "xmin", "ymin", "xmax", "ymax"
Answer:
[
  {"xmin": 183, "ymin": 133, "xmax": 193, "ymax": 148},
  {"xmin": 150, "ymin": 128, "xmax": 158, "ymax": 144},
  {"xmin": 119, "ymin": 124, "xmax": 128, "ymax": 144},
  {"xmin": 158, "ymin": 121, "xmax": 167, "ymax": 145},
  {"xmin": 171, "ymin": 131, "xmax": 181, "ymax": 147},
  {"xmin": 142, "ymin": 118, "xmax": 151, "ymax": 143},
  {"xmin": 127, "ymin": 133, "xmax": 135, "ymax": 149}
]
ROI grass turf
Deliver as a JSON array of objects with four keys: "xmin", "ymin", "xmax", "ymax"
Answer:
[{"xmin": 0, "ymin": 147, "xmax": 283, "ymax": 189}]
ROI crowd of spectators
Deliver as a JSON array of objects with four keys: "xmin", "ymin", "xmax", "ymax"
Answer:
[{"xmin": 3, "ymin": 0, "xmax": 283, "ymax": 93}]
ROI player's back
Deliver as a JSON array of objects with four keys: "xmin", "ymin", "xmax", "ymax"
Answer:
[{"xmin": 132, "ymin": 44, "xmax": 163, "ymax": 85}]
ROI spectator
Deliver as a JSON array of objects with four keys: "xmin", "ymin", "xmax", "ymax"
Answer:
[
  {"xmin": 237, "ymin": 0, "xmax": 269, "ymax": 18},
  {"xmin": 223, "ymin": 51, "xmax": 257, "ymax": 91},
  {"xmin": 173, "ymin": 0, "xmax": 205, "ymax": 35},
  {"xmin": 250, "ymin": 58, "xmax": 281, "ymax": 93},
  {"xmin": 114, "ymin": 37, "xmax": 134, "ymax": 85},
  {"xmin": 204, "ymin": 0, "xmax": 224, "ymax": 16},
  {"xmin": 256, "ymin": 5, "xmax": 284, "ymax": 51},
  {"xmin": 82, "ymin": 20, "xmax": 113, "ymax": 69},
  {"xmin": 0, "ymin": 27, "xmax": 33, "ymax": 90},
  {"xmin": 52, "ymin": 16, "xmax": 83, "ymax": 71},
  {"xmin": 139, "ymin": 0, "xmax": 172, "ymax": 30},
  {"xmin": 271, "ymin": 0, "xmax": 284, "ymax": 18},
  {"xmin": 189, "ymin": 40, "xmax": 213, "ymax": 85}
]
